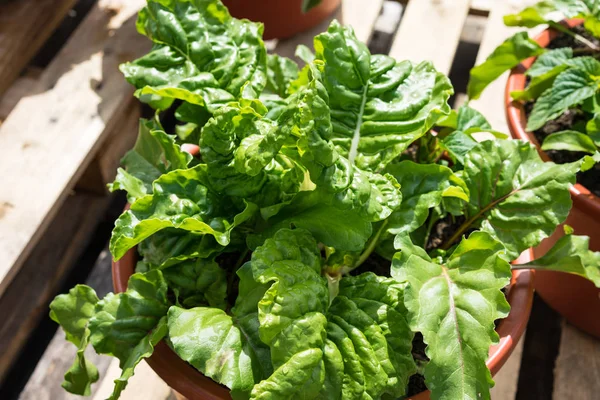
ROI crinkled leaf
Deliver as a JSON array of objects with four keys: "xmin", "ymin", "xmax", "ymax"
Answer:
[
  {"xmin": 392, "ymin": 232, "xmax": 512, "ymax": 400},
  {"xmin": 520, "ymin": 234, "xmax": 600, "ymax": 287},
  {"xmin": 121, "ymin": 0, "xmax": 267, "ymax": 110},
  {"xmin": 138, "ymin": 228, "xmax": 225, "ymax": 267},
  {"xmin": 468, "ymin": 32, "xmax": 545, "ymax": 100},
  {"xmin": 277, "ymin": 62, "xmax": 403, "ymax": 222},
  {"xmin": 384, "ymin": 161, "xmax": 468, "ymax": 236},
  {"xmin": 109, "ymin": 164, "xmax": 257, "ymax": 260},
  {"xmin": 567, "ymin": 55, "xmax": 600, "ymax": 75},
  {"xmin": 458, "ymin": 139, "xmax": 580, "ymax": 259},
  {"xmin": 199, "ymin": 98, "xmax": 304, "ymax": 206},
  {"xmin": 527, "ymin": 68, "xmax": 598, "ymax": 131},
  {"xmin": 541, "ymin": 130, "xmax": 598, "ymax": 154},
  {"xmin": 162, "ymin": 258, "xmax": 227, "ymax": 309},
  {"xmin": 265, "ymin": 54, "xmax": 299, "ymax": 97},
  {"xmin": 89, "ymin": 270, "xmax": 169, "ymax": 399},
  {"xmin": 314, "ymin": 21, "xmax": 452, "ymax": 171},
  {"xmin": 109, "ymin": 119, "xmax": 192, "ymax": 196},
  {"xmin": 50, "ymin": 285, "xmax": 100, "ymax": 396},
  {"xmin": 248, "ymin": 229, "xmax": 415, "ymax": 399},
  {"xmin": 251, "ymin": 190, "xmax": 373, "ymax": 252}
]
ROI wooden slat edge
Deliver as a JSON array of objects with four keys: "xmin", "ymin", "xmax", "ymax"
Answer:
[
  {"xmin": 388, "ymin": 0, "xmax": 471, "ymax": 75},
  {"xmin": 0, "ymin": 0, "xmax": 148, "ymax": 298},
  {"xmin": 0, "ymin": 0, "xmax": 77, "ymax": 97}
]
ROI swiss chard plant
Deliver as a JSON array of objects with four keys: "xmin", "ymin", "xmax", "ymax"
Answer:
[
  {"xmin": 51, "ymin": 1, "xmax": 600, "ymax": 400},
  {"xmin": 467, "ymin": 0, "xmax": 600, "ymax": 160}
]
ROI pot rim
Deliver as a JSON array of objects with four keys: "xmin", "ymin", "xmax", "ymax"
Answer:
[
  {"xmin": 505, "ymin": 18, "xmax": 600, "ymax": 218},
  {"xmin": 112, "ymin": 246, "xmax": 535, "ymax": 400}
]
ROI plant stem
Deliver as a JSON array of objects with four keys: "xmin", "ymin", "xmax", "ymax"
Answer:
[
  {"xmin": 349, "ymin": 220, "xmax": 388, "ymax": 272},
  {"xmin": 549, "ymin": 21, "xmax": 600, "ymax": 51}
]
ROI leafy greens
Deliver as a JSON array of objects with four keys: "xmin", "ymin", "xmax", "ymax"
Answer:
[{"xmin": 51, "ymin": 2, "xmax": 600, "ymax": 400}]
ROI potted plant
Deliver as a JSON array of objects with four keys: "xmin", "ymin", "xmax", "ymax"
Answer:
[
  {"xmin": 50, "ymin": 1, "xmax": 600, "ymax": 400},
  {"xmin": 223, "ymin": 0, "xmax": 341, "ymax": 40},
  {"xmin": 467, "ymin": 0, "xmax": 600, "ymax": 337}
]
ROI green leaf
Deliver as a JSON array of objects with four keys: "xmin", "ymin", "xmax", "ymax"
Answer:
[
  {"xmin": 274, "ymin": 63, "xmax": 404, "ymax": 223},
  {"xmin": 586, "ymin": 112, "xmax": 600, "ymax": 146},
  {"xmin": 392, "ymin": 231, "xmax": 512, "ymax": 400},
  {"xmin": 528, "ymin": 48, "xmax": 574, "ymax": 77},
  {"xmin": 567, "ymin": 56, "xmax": 600, "ymax": 75},
  {"xmin": 456, "ymin": 104, "xmax": 492, "ymax": 131},
  {"xmin": 108, "ymin": 168, "xmax": 148, "ymax": 203},
  {"xmin": 121, "ymin": 0, "xmax": 267, "ymax": 110},
  {"xmin": 511, "ymin": 49, "xmax": 573, "ymax": 101},
  {"xmin": 295, "ymin": 44, "xmax": 315, "ymax": 64},
  {"xmin": 168, "ymin": 304, "xmax": 272, "ymax": 399},
  {"xmin": 384, "ymin": 161, "xmax": 468, "ymax": 236},
  {"xmin": 468, "ymin": 32, "xmax": 545, "ymax": 100},
  {"xmin": 541, "ymin": 130, "xmax": 598, "ymax": 154},
  {"xmin": 520, "ymin": 234, "xmax": 600, "ymax": 287},
  {"xmin": 458, "ymin": 139, "xmax": 580, "ymax": 259},
  {"xmin": 162, "ymin": 258, "xmax": 227, "ymax": 309},
  {"xmin": 248, "ymin": 229, "xmax": 415, "ymax": 399},
  {"xmin": 527, "ymin": 68, "xmax": 598, "ymax": 131},
  {"xmin": 314, "ymin": 21, "xmax": 452, "ymax": 171},
  {"xmin": 109, "ymin": 164, "xmax": 257, "ymax": 260},
  {"xmin": 109, "ymin": 119, "xmax": 192, "ymax": 196},
  {"xmin": 503, "ymin": 1, "xmax": 556, "ymax": 28},
  {"xmin": 89, "ymin": 270, "xmax": 169, "ymax": 399},
  {"xmin": 440, "ymin": 130, "xmax": 479, "ymax": 165},
  {"xmin": 138, "ymin": 228, "xmax": 225, "ymax": 267},
  {"xmin": 554, "ymin": 0, "xmax": 600, "ymax": 18},
  {"xmin": 585, "ymin": 15, "xmax": 600, "ymax": 37},
  {"xmin": 50, "ymin": 285, "xmax": 100, "ymax": 396},
  {"xmin": 252, "ymin": 190, "xmax": 373, "ymax": 252},
  {"xmin": 265, "ymin": 54, "xmax": 299, "ymax": 98}
]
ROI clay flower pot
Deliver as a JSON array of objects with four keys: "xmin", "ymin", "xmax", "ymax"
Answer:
[
  {"xmin": 505, "ymin": 19, "xmax": 600, "ymax": 338},
  {"xmin": 222, "ymin": 0, "xmax": 341, "ymax": 40},
  {"xmin": 113, "ymin": 247, "xmax": 534, "ymax": 400}
]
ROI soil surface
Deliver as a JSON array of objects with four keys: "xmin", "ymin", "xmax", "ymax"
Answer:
[{"xmin": 523, "ymin": 25, "xmax": 600, "ymax": 196}]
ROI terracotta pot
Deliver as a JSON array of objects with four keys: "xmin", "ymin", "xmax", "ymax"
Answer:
[
  {"xmin": 222, "ymin": 0, "xmax": 341, "ymax": 40},
  {"xmin": 505, "ymin": 19, "xmax": 600, "ymax": 338},
  {"xmin": 113, "ymin": 247, "xmax": 534, "ymax": 400}
]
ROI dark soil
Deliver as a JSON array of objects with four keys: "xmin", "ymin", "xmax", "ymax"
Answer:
[
  {"xmin": 426, "ymin": 214, "xmax": 467, "ymax": 252},
  {"xmin": 351, "ymin": 251, "xmax": 393, "ymax": 277},
  {"xmin": 523, "ymin": 25, "xmax": 600, "ymax": 196}
]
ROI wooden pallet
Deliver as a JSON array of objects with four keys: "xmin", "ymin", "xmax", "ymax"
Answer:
[
  {"xmin": 0, "ymin": 0, "xmax": 148, "ymax": 387},
  {"xmin": 6, "ymin": 0, "xmax": 600, "ymax": 399}
]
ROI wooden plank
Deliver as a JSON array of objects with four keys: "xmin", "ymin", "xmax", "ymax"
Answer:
[
  {"xmin": 0, "ymin": 0, "xmax": 149, "ymax": 298},
  {"xmin": 0, "ymin": 0, "xmax": 77, "ymax": 97},
  {"xmin": 75, "ymin": 99, "xmax": 140, "ymax": 194},
  {"xmin": 271, "ymin": 0, "xmax": 384, "ymax": 61},
  {"xmin": 468, "ymin": 0, "xmax": 539, "ymax": 132},
  {"xmin": 18, "ymin": 247, "xmax": 115, "ymax": 400},
  {"xmin": 553, "ymin": 322, "xmax": 600, "ymax": 400},
  {"xmin": 93, "ymin": 360, "xmax": 173, "ymax": 400},
  {"xmin": 388, "ymin": 0, "xmax": 471, "ymax": 75},
  {"xmin": 0, "ymin": 98, "xmax": 139, "ymax": 385},
  {"xmin": 0, "ymin": 192, "xmax": 110, "ymax": 386},
  {"xmin": 0, "ymin": 68, "xmax": 43, "ymax": 122}
]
